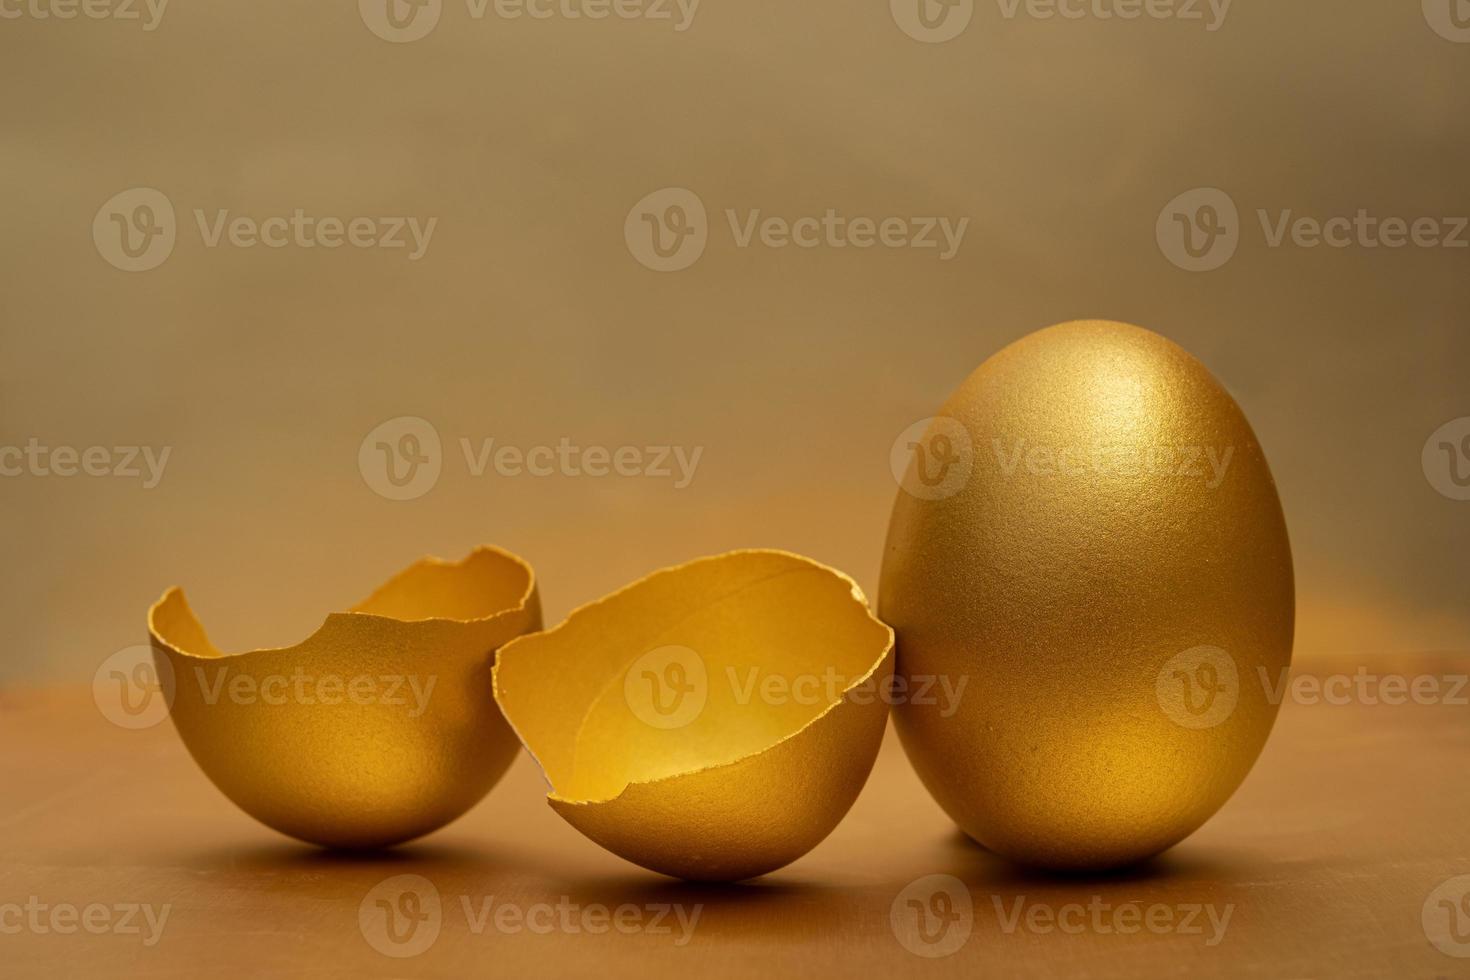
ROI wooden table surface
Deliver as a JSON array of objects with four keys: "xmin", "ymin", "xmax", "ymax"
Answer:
[{"xmin": 3, "ymin": 652, "xmax": 1467, "ymax": 978}]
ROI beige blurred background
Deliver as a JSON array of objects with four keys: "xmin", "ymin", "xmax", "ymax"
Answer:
[{"xmin": 1, "ymin": 0, "xmax": 1466, "ymax": 682}]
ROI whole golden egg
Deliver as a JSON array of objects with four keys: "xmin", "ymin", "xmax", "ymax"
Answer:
[{"xmin": 880, "ymin": 321, "xmax": 1294, "ymax": 870}]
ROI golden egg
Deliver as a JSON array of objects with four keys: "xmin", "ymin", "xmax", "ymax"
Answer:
[
  {"xmin": 493, "ymin": 549, "xmax": 895, "ymax": 882},
  {"xmin": 148, "ymin": 546, "xmax": 540, "ymax": 849},
  {"xmin": 881, "ymin": 321, "xmax": 1294, "ymax": 870}
]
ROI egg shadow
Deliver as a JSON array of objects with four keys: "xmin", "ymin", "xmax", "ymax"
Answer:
[
  {"xmin": 173, "ymin": 836, "xmax": 541, "ymax": 902},
  {"xmin": 550, "ymin": 872, "xmax": 850, "ymax": 942},
  {"xmin": 941, "ymin": 826, "xmax": 1261, "ymax": 897},
  {"xmin": 182, "ymin": 836, "xmax": 505, "ymax": 870}
]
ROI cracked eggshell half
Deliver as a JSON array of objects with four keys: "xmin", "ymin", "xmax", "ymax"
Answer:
[
  {"xmin": 148, "ymin": 546, "xmax": 541, "ymax": 849},
  {"xmin": 493, "ymin": 549, "xmax": 896, "ymax": 882}
]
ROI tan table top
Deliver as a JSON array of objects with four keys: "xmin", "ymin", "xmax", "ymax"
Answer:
[{"xmin": 2, "ymin": 652, "xmax": 1466, "ymax": 978}]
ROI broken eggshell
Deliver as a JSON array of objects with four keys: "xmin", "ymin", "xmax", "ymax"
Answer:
[
  {"xmin": 148, "ymin": 546, "xmax": 540, "ymax": 849},
  {"xmin": 492, "ymin": 549, "xmax": 896, "ymax": 882}
]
